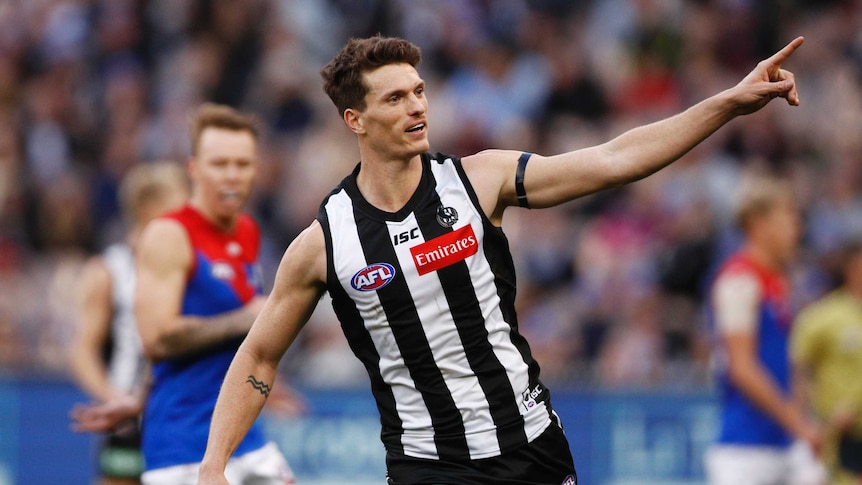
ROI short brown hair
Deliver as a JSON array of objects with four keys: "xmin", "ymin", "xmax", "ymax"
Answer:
[
  {"xmin": 189, "ymin": 103, "xmax": 260, "ymax": 156},
  {"xmin": 321, "ymin": 36, "xmax": 422, "ymax": 115},
  {"xmin": 119, "ymin": 160, "xmax": 188, "ymax": 225},
  {"xmin": 734, "ymin": 175, "xmax": 794, "ymax": 231}
]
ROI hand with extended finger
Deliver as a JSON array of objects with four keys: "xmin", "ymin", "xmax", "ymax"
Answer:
[{"xmin": 729, "ymin": 36, "xmax": 804, "ymax": 116}]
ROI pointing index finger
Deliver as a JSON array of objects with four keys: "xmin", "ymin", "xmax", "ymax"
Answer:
[{"xmin": 766, "ymin": 36, "xmax": 805, "ymax": 70}]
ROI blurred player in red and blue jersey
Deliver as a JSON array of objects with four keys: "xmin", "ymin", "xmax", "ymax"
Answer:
[{"xmin": 706, "ymin": 175, "xmax": 825, "ymax": 485}]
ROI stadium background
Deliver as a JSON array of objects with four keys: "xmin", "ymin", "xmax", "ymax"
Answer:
[{"xmin": 0, "ymin": 0, "xmax": 860, "ymax": 483}]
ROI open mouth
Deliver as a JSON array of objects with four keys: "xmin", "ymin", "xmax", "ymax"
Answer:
[
  {"xmin": 221, "ymin": 190, "xmax": 242, "ymax": 201},
  {"xmin": 406, "ymin": 123, "xmax": 425, "ymax": 133}
]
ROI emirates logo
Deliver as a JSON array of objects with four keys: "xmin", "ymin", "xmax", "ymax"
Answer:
[{"xmin": 410, "ymin": 225, "xmax": 477, "ymax": 275}]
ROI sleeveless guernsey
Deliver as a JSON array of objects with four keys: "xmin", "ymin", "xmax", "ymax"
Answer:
[
  {"xmin": 317, "ymin": 153, "xmax": 557, "ymax": 461},
  {"xmin": 142, "ymin": 205, "xmax": 267, "ymax": 470}
]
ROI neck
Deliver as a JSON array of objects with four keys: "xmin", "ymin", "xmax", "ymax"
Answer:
[
  {"xmin": 355, "ymin": 152, "xmax": 423, "ymax": 213},
  {"xmin": 743, "ymin": 241, "xmax": 783, "ymax": 273}
]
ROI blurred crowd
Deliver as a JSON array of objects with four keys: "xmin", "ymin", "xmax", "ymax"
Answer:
[{"xmin": 1, "ymin": 0, "xmax": 861, "ymax": 390}]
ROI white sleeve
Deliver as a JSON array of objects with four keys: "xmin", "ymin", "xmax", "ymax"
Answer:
[{"xmin": 712, "ymin": 270, "xmax": 762, "ymax": 335}]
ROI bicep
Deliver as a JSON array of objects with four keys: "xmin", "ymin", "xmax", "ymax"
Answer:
[
  {"xmin": 521, "ymin": 146, "xmax": 622, "ymax": 209},
  {"xmin": 723, "ymin": 332, "xmax": 758, "ymax": 369},
  {"xmin": 134, "ymin": 221, "xmax": 190, "ymax": 348},
  {"xmin": 462, "ymin": 147, "xmax": 617, "ymax": 222}
]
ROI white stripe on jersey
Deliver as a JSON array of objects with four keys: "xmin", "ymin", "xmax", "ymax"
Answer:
[{"xmin": 103, "ymin": 244, "xmax": 145, "ymax": 392}]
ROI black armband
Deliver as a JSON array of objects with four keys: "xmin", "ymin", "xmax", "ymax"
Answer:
[{"xmin": 516, "ymin": 152, "xmax": 532, "ymax": 208}]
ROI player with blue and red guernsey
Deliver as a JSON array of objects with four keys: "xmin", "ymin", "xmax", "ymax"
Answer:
[
  {"xmin": 712, "ymin": 252, "xmax": 794, "ymax": 446},
  {"xmin": 134, "ymin": 103, "xmax": 294, "ymax": 485},
  {"xmin": 143, "ymin": 205, "xmax": 266, "ymax": 470},
  {"xmin": 706, "ymin": 176, "xmax": 824, "ymax": 485}
]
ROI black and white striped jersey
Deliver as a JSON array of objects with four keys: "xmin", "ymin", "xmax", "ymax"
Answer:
[{"xmin": 317, "ymin": 152, "xmax": 556, "ymax": 461}]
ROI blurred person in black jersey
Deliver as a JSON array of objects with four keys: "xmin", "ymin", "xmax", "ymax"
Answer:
[{"xmin": 69, "ymin": 161, "xmax": 188, "ymax": 485}]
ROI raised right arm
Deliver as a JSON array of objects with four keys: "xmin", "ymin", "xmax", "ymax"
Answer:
[
  {"xmin": 198, "ymin": 221, "xmax": 327, "ymax": 484},
  {"xmin": 134, "ymin": 218, "xmax": 264, "ymax": 362}
]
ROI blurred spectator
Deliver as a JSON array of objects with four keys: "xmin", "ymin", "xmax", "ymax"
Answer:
[{"xmin": 793, "ymin": 241, "xmax": 862, "ymax": 484}]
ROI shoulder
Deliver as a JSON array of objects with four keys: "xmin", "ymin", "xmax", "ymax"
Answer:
[
  {"xmin": 235, "ymin": 213, "xmax": 261, "ymax": 248},
  {"xmin": 461, "ymin": 149, "xmax": 522, "ymax": 169},
  {"xmin": 796, "ymin": 291, "xmax": 847, "ymax": 329},
  {"xmin": 79, "ymin": 254, "xmax": 112, "ymax": 294},
  {"xmin": 714, "ymin": 256, "xmax": 764, "ymax": 292},
  {"xmin": 712, "ymin": 265, "xmax": 762, "ymax": 301},
  {"xmin": 137, "ymin": 218, "xmax": 192, "ymax": 267},
  {"xmin": 461, "ymin": 149, "xmax": 526, "ymax": 221},
  {"xmin": 289, "ymin": 221, "xmax": 326, "ymax": 260},
  {"xmin": 140, "ymin": 217, "xmax": 189, "ymax": 246},
  {"xmin": 277, "ymin": 220, "xmax": 326, "ymax": 287},
  {"xmin": 236, "ymin": 213, "xmax": 260, "ymax": 233}
]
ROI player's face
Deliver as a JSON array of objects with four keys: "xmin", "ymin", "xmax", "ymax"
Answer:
[
  {"xmin": 189, "ymin": 127, "xmax": 258, "ymax": 224},
  {"xmin": 762, "ymin": 197, "xmax": 802, "ymax": 266},
  {"xmin": 354, "ymin": 63, "xmax": 429, "ymax": 160}
]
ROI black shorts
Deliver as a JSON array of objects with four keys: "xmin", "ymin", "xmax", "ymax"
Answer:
[
  {"xmin": 839, "ymin": 433, "xmax": 862, "ymax": 474},
  {"xmin": 98, "ymin": 418, "xmax": 143, "ymax": 479},
  {"xmin": 385, "ymin": 423, "xmax": 577, "ymax": 485}
]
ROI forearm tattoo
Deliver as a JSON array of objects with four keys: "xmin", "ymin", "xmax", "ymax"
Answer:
[{"xmin": 245, "ymin": 375, "xmax": 271, "ymax": 398}]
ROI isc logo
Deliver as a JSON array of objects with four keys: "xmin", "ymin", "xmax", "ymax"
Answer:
[{"xmin": 351, "ymin": 263, "xmax": 396, "ymax": 291}]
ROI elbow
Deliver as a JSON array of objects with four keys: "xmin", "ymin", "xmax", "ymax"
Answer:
[
  {"xmin": 726, "ymin": 355, "xmax": 757, "ymax": 389},
  {"xmin": 596, "ymin": 146, "xmax": 638, "ymax": 188},
  {"xmin": 597, "ymin": 144, "xmax": 659, "ymax": 187},
  {"xmin": 140, "ymin": 338, "xmax": 167, "ymax": 362},
  {"xmin": 139, "ymin": 329, "xmax": 175, "ymax": 362}
]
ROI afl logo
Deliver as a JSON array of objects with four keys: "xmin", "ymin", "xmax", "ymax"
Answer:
[
  {"xmin": 351, "ymin": 263, "xmax": 396, "ymax": 291},
  {"xmin": 211, "ymin": 261, "xmax": 235, "ymax": 281}
]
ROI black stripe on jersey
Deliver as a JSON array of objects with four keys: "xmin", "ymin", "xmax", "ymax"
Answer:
[
  {"xmin": 452, "ymin": 157, "xmax": 548, "ymax": 416},
  {"xmin": 352, "ymin": 206, "xmax": 471, "ymax": 460},
  {"xmin": 419, "ymin": 166, "xmax": 528, "ymax": 454},
  {"xmin": 318, "ymin": 201, "xmax": 405, "ymax": 454}
]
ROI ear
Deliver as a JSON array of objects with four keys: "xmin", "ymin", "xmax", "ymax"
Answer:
[
  {"xmin": 344, "ymin": 108, "xmax": 365, "ymax": 135},
  {"xmin": 186, "ymin": 157, "xmax": 197, "ymax": 179}
]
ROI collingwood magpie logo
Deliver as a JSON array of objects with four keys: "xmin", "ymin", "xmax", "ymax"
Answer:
[{"xmin": 436, "ymin": 205, "xmax": 458, "ymax": 227}]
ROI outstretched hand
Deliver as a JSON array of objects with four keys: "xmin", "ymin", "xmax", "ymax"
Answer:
[
  {"xmin": 731, "ymin": 36, "xmax": 804, "ymax": 115},
  {"xmin": 69, "ymin": 393, "xmax": 143, "ymax": 433}
]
